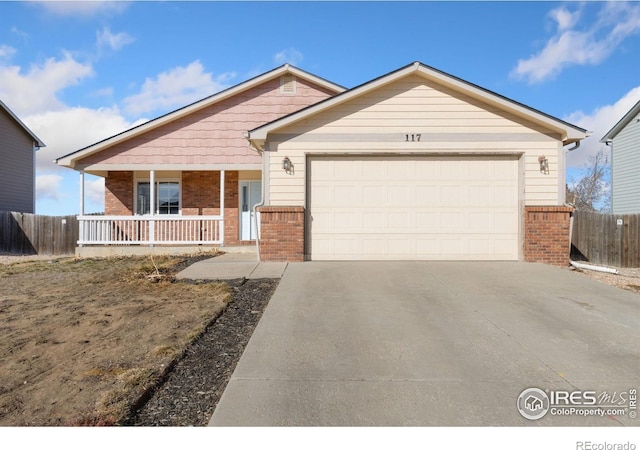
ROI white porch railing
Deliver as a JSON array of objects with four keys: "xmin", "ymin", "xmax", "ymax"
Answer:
[{"xmin": 77, "ymin": 215, "xmax": 224, "ymax": 246}]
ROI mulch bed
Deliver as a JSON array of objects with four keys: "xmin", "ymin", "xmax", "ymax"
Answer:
[{"xmin": 127, "ymin": 277, "xmax": 279, "ymax": 426}]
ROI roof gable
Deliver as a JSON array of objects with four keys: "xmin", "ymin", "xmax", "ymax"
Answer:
[
  {"xmin": 56, "ymin": 64, "xmax": 345, "ymax": 168},
  {"xmin": 0, "ymin": 99, "xmax": 46, "ymax": 148},
  {"xmin": 600, "ymin": 100, "xmax": 640, "ymax": 142},
  {"xmin": 249, "ymin": 62, "xmax": 589, "ymax": 149}
]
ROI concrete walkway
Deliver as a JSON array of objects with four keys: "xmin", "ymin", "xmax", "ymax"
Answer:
[
  {"xmin": 176, "ymin": 253, "xmax": 287, "ymax": 280},
  {"xmin": 209, "ymin": 261, "xmax": 640, "ymax": 426}
]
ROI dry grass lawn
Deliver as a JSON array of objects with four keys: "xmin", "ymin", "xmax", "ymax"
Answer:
[{"xmin": 0, "ymin": 253, "xmax": 229, "ymax": 426}]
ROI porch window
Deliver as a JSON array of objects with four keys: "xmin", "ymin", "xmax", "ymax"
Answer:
[{"xmin": 136, "ymin": 181, "xmax": 180, "ymax": 215}]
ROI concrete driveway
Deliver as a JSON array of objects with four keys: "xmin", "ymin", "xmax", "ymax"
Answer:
[{"xmin": 209, "ymin": 262, "xmax": 640, "ymax": 426}]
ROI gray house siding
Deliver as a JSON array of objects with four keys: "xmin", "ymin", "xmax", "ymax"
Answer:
[
  {"xmin": 0, "ymin": 107, "xmax": 36, "ymax": 213},
  {"xmin": 611, "ymin": 110, "xmax": 640, "ymax": 214}
]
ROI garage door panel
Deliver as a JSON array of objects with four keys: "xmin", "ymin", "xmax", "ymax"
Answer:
[
  {"xmin": 388, "ymin": 186, "xmax": 411, "ymax": 203},
  {"xmin": 311, "ymin": 210, "xmax": 334, "ymax": 228},
  {"xmin": 388, "ymin": 212, "xmax": 409, "ymax": 228},
  {"xmin": 309, "ymin": 156, "xmax": 519, "ymax": 260},
  {"xmin": 362, "ymin": 185, "xmax": 385, "ymax": 202},
  {"xmin": 362, "ymin": 238, "xmax": 387, "ymax": 256},
  {"xmin": 335, "ymin": 161, "xmax": 361, "ymax": 179}
]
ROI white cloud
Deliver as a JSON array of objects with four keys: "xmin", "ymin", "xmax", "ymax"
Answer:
[
  {"xmin": 33, "ymin": 1, "xmax": 129, "ymax": 18},
  {"xmin": 273, "ymin": 48, "xmax": 304, "ymax": 66},
  {"xmin": 512, "ymin": 2, "xmax": 640, "ymax": 83},
  {"xmin": 97, "ymin": 27, "xmax": 134, "ymax": 53},
  {"xmin": 86, "ymin": 177, "xmax": 105, "ymax": 207},
  {"xmin": 0, "ymin": 52, "xmax": 93, "ymax": 116},
  {"xmin": 564, "ymin": 85, "xmax": 640, "ymax": 169},
  {"xmin": 0, "ymin": 45, "xmax": 16, "ymax": 60},
  {"xmin": 25, "ymin": 106, "xmax": 147, "ymax": 173},
  {"xmin": 549, "ymin": 6, "xmax": 580, "ymax": 32},
  {"xmin": 11, "ymin": 27, "xmax": 30, "ymax": 42},
  {"xmin": 36, "ymin": 174, "xmax": 64, "ymax": 201},
  {"xmin": 123, "ymin": 61, "xmax": 235, "ymax": 116}
]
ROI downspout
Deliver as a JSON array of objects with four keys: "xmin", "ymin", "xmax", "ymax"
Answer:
[{"xmin": 246, "ymin": 133, "xmax": 265, "ymax": 262}]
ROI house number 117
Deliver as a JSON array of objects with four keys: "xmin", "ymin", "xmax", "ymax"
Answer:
[{"xmin": 405, "ymin": 133, "xmax": 421, "ymax": 142}]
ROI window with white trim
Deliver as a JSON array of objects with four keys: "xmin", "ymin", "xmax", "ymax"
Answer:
[{"xmin": 136, "ymin": 180, "xmax": 180, "ymax": 215}]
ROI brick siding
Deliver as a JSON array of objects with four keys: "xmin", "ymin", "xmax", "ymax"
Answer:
[
  {"xmin": 524, "ymin": 206, "xmax": 573, "ymax": 266},
  {"xmin": 104, "ymin": 171, "xmax": 133, "ymax": 216},
  {"xmin": 257, "ymin": 206, "xmax": 305, "ymax": 261}
]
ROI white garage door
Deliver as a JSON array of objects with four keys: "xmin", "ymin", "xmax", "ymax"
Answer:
[{"xmin": 308, "ymin": 155, "xmax": 519, "ymax": 261}]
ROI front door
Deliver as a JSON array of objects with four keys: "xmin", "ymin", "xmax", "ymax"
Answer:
[{"xmin": 240, "ymin": 180, "xmax": 262, "ymax": 240}]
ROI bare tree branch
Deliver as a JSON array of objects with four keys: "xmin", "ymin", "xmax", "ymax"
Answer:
[{"xmin": 566, "ymin": 149, "xmax": 611, "ymax": 212}]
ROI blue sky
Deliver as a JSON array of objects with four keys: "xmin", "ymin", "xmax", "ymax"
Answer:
[{"xmin": 2, "ymin": 1, "xmax": 640, "ymax": 215}]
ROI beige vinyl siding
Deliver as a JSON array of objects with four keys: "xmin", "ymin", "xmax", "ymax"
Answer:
[
  {"xmin": 611, "ymin": 111, "xmax": 640, "ymax": 214},
  {"xmin": 0, "ymin": 108, "xmax": 35, "ymax": 213},
  {"xmin": 267, "ymin": 75, "xmax": 563, "ymax": 207}
]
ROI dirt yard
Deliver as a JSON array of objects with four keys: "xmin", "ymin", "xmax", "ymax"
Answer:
[{"xmin": 0, "ymin": 253, "xmax": 230, "ymax": 426}]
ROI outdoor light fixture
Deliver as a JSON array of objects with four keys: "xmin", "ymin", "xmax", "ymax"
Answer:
[
  {"xmin": 538, "ymin": 155, "xmax": 549, "ymax": 175},
  {"xmin": 282, "ymin": 156, "xmax": 293, "ymax": 174}
]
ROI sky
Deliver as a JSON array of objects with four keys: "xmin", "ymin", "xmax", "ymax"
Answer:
[{"xmin": 2, "ymin": 0, "xmax": 640, "ymax": 216}]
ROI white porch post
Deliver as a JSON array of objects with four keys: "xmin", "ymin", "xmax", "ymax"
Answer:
[
  {"xmin": 78, "ymin": 171, "xmax": 85, "ymax": 246},
  {"xmin": 220, "ymin": 170, "xmax": 225, "ymax": 246},
  {"xmin": 149, "ymin": 170, "xmax": 155, "ymax": 246}
]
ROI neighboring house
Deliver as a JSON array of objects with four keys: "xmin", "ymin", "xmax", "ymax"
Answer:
[
  {"xmin": 56, "ymin": 62, "xmax": 589, "ymax": 265},
  {"xmin": 0, "ymin": 100, "xmax": 46, "ymax": 213},
  {"xmin": 600, "ymin": 100, "xmax": 640, "ymax": 214}
]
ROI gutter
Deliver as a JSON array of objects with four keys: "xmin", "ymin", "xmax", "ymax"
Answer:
[{"xmin": 565, "ymin": 140, "xmax": 581, "ymax": 152}]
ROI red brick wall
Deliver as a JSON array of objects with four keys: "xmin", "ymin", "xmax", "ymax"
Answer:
[
  {"xmin": 182, "ymin": 171, "xmax": 218, "ymax": 215},
  {"xmin": 524, "ymin": 206, "xmax": 573, "ymax": 266},
  {"xmin": 104, "ymin": 171, "xmax": 133, "ymax": 216},
  {"xmin": 257, "ymin": 206, "xmax": 305, "ymax": 261}
]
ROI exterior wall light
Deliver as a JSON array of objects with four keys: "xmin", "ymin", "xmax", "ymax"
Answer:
[
  {"xmin": 538, "ymin": 155, "xmax": 549, "ymax": 175},
  {"xmin": 282, "ymin": 156, "xmax": 293, "ymax": 174}
]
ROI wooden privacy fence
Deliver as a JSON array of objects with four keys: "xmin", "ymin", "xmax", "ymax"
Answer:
[
  {"xmin": 571, "ymin": 210, "xmax": 640, "ymax": 268},
  {"xmin": 0, "ymin": 211, "xmax": 79, "ymax": 255}
]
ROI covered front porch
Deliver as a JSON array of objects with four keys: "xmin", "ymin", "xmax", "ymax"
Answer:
[{"xmin": 76, "ymin": 168, "xmax": 262, "ymax": 251}]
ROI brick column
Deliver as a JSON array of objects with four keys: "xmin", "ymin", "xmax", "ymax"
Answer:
[
  {"xmin": 524, "ymin": 206, "xmax": 573, "ymax": 266},
  {"xmin": 257, "ymin": 206, "xmax": 305, "ymax": 262}
]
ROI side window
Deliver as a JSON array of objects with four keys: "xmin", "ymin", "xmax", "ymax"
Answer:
[
  {"xmin": 136, "ymin": 181, "xmax": 180, "ymax": 215},
  {"xmin": 158, "ymin": 181, "xmax": 180, "ymax": 215}
]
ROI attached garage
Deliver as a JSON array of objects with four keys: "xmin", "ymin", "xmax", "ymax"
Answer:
[
  {"xmin": 308, "ymin": 155, "xmax": 520, "ymax": 260},
  {"xmin": 249, "ymin": 62, "xmax": 589, "ymax": 264}
]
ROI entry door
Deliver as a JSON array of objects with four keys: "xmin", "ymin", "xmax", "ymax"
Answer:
[{"xmin": 240, "ymin": 180, "xmax": 262, "ymax": 240}]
